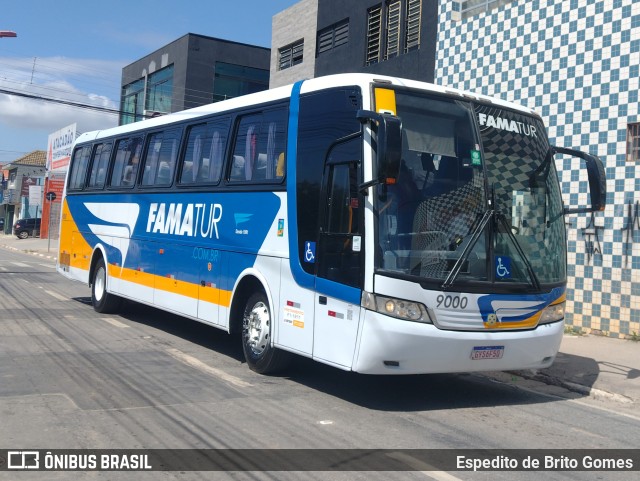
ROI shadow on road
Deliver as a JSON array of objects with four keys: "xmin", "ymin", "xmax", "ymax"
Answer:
[{"xmin": 78, "ymin": 298, "xmax": 593, "ymax": 412}]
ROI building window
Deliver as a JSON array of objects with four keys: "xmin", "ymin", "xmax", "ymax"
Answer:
[
  {"xmin": 366, "ymin": 5, "xmax": 382, "ymax": 65},
  {"xmin": 120, "ymin": 66, "xmax": 173, "ymax": 125},
  {"xmin": 460, "ymin": 0, "xmax": 515, "ymax": 20},
  {"xmin": 405, "ymin": 0, "xmax": 421, "ymax": 52},
  {"xmin": 146, "ymin": 65, "xmax": 174, "ymax": 116},
  {"xmin": 279, "ymin": 40, "xmax": 304, "ymax": 70},
  {"xmin": 366, "ymin": 1, "xmax": 421, "ymax": 65},
  {"xmin": 120, "ymin": 78, "xmax": 145, "ymax": 125},
  {"xmin": 628, "ymin": 123, "xmax": 640, "ymax": 162},
  {"xmin": 317, "ymin": 19, "xmax": 349, "ymax": 55},
  {"xmin": 213, "ymin": 62, "xmax": 269, "ymax": 102},
  {"xmin": 385, "ymin": 0, "xmax": 402, "ymax": 60}
]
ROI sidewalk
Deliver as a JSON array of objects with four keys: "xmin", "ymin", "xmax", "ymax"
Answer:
[
  {"xmin": 1, "ymin": 233, "xmax": 639, "ymax": 407},
  {"xmin": 514, "ymin": 333, "xmax": 640, "ymax": 407},
  {"xmin": 0, "ymin": 232, "xmax": 58, "ymax": 261}
]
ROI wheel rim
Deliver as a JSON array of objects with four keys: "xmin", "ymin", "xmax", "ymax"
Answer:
[
  {"xmin": 244, "ymin": 300, "xmax": 270, "ymax": 355},
  {"xmin": 94, "ymin": 266, "xmax": 106, "ymax": 302}
]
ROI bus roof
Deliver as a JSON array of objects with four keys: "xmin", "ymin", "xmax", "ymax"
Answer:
[{"xmin": 77, "ymin": 73, "xmax": 539, "ymax": 144}]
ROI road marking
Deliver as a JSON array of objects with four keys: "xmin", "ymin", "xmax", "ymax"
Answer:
[
  {"xmin": 44, "ymin": 290, "xmax": 68, "ymax": 301},
  {"xmin": 11, "ymin": 261, "xmax": 29, "ymax": 267},
  {"xmin": 166, "ymin": 348, "xmax": 252, "ymax": 389},
  {"xmin": 101, "ymin": 317, "xmax": 130, "ymax": 328}
]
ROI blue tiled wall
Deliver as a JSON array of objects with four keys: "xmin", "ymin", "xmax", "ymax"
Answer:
[{"xmin": 437, "ymin": 0, "xmax": 640, "ymax": 337}]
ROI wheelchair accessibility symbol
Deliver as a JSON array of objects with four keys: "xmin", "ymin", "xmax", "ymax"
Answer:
[
  {"xmin": 495, "ymin": 256, "xmax": 511, "ymax": 278},
  {"xmin": 304, "ymin": 241, "xmax": 316, "ymax": 264}
]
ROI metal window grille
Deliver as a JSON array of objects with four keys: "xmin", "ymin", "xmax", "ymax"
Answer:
[
  {"xmin": 628, "ymin": 123, "xmax": 640, "ymax": 162},
  {"xmin": 318, "ymin": 29, "xmax": 334, "ymax": 54},
  {"xmin": 279, "ymin": 40, "xmax": 304, "ymax": 70},
  {"xmin": 366, "ymin": 5, "xmax": 382, "ymax": 65},
  {"xmin": 405, "ymin": 0, "xmax": 421, "ymax": 52},
  {"xmin": 385, "ymin": 0, "xmax": 402, "ymax": 60},
  {"xmin": 334, "ymin": 21, "xmax": 349, "ymax": 48},
  {"xmin": 317, "ymin": 20, "xmax": 349, "ymax": 54}
]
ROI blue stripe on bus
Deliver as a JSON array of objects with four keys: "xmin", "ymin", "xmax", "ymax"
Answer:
[
  {"xmin": 476, "ymin": 286, "xmax": 565, "ymax": 324},
  {"xmin": 286, "ymin": 80, "xmax": 314, "ymax": 291},
  {"xmin": 286, "ymin": 80, "xmax": 361, "ymax": 306}
]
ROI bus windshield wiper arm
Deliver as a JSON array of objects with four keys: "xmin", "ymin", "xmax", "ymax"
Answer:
[
  {"xmin": 495, "ymin": 212, "xmax": 542, "ymax": 291},
  {"xmin": 441, "ymin": 209, "xmax": 493, "ymax": 290}
]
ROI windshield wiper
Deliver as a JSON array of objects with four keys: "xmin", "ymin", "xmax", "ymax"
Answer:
[
  {"xmin": 441, "ymin": 209, "xmax": 493, "ymax": 290},
  {"xmin": 495, "ymin": 212, "xmax": 542, "ymax": 291}
]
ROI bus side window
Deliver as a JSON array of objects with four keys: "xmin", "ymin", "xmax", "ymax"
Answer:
[
  {"xmin": 205, "ymin": 128, "xmax": 225, "ymax": 182},
  {"xmin": 230, "ymin": 115, "xmax": 260, "ymax": 182},
  {"xmin": 110, "ymin": 137, "xmax": 143, "ymax": 188},
  {"xmin": 87, "ymin": 143, "xmax": 112, "ymax": 189},
  {"xmin": 68, "ymin": 146, "xmax": 92, "ymax": 190},
  {"xmin": 181, "ymin": 125, "xmax": 207, "ymax": 184},
  {"xmin": 180, "ymin": 122, "xmax": 228, "ymax": 185},
  {"xmin": 229, "ymin": 109, "xmax": 286, "ymax": 183},
  {"xmin": 264, "ymin": 109, "xmax": 287, "ymax": 181},
  {"xmin": 141, "ymin": 128, "xmax": 181, "ymax": 187}
]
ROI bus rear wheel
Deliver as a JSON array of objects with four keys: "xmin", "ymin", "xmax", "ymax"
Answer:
[
  {"xmin": 91, "ymin": 258, "xmax": 121, "ymax": 314},
  {"xmin": 241, "ymin": 291, "xmax": 290, "ymax": 374}
]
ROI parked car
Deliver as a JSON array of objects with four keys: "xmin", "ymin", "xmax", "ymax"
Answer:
[{"xmin": 13, "ymin": 218, "xmax": 41, "ymax": 239}]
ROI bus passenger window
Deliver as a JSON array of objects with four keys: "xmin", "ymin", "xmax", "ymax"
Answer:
[
  {"xmin": 231, "ymin": 118, "xmax": 259, "ymax": 181},
  {"xmin": 230, "ymin": 109, "xmax": 286, "ymax": 183},
  {"xmin": 141, "ymin": 129, "xmax": 180, "ymax": 187},
  {"xmin": 181, "ymin": 122, "xmax": 228, "ymax": 185},
  {"xmin": 68, "ymin": 146, "xmax": 92, "ymax": 190},
  {"xmin": 110, "ymin": 137, "xmax": 142, "ymax": 188},
  {"xmin": 87, "ymin": 143, "xmax": 112, "ymax": 189}
]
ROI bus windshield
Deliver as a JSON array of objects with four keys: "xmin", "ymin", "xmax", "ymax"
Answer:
[{"xmin": 375, "ymin": 91, "xmax": 566, "ymax": 289}]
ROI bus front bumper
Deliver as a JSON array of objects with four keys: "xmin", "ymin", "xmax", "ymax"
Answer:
[{"xmin": 353, "ymin": 311, "xmax": 564, "ymax": 375}]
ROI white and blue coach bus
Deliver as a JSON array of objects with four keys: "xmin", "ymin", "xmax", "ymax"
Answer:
[{"xmin": 57, "ymin": 74, "xmax": 605, "ymax": 375}]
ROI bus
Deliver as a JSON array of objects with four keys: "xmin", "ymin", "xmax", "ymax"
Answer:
[{"xmin": 57, "ymin": 74, "xmax": 606, "ymax": 375}]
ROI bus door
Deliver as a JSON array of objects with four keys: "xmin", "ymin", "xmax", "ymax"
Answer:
[{"xmin": 313, "ymin": 138, "xmax": 363, "ymax": 368}]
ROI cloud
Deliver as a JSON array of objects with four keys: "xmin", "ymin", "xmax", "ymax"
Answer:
[{"xmin": 0, "ymin": 56, "xmax": 122, "ymax": 133}]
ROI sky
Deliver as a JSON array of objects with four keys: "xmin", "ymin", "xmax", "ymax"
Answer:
[{"xmin": 0, "ymin": 0, "xmax": 299, "ymax": 165}]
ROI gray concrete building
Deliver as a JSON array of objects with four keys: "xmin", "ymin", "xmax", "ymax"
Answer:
[
  {"xmin": 120, "ymin": 33, "xmax": 271, "ymax": 125},
  {"xmin": 270, "ymin": 0, "xmax": 318, "ymax": 88},
  {"xmin": 270, "ymin": 0, "xmax": 439, "ymax": 88}
]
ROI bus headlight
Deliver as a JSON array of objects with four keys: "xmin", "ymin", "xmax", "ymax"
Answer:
[
  {"xmin": 362, "ymin": 292, "xmax": 432, "ymax": 323},
  {"xmin": 538, "ymin": 301, "xmax": 565, "ymax": 325}
]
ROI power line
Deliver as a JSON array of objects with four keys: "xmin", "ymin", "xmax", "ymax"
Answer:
[{"xmin": 0, "ymin": 86, "xmax": 122, "ymax": 116}]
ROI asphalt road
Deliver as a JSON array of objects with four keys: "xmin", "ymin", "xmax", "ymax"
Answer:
[{"xmin": 1, "ymin": 247, "xmax": 639, "ymax": 481}]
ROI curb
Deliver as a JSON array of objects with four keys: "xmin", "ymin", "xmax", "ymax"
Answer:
[
  {"xmin": 0, "ymin": 242, "xmax": 57, "ymax": 262},
  {"xmin": 512, "ymin": 370, "xmax": 635, "ymax": 405}
]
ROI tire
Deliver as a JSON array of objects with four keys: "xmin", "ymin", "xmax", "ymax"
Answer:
[
  {"xmin": 17, "ymin": 230, "xmax": 29, "ymax": 239},
  {"xmin": 91, "ymin": 258, "xmax": 122, "ymax": 313},
  {"xmin": 241, "ymin": 291, "xmax": 290, "ymax": 374}
]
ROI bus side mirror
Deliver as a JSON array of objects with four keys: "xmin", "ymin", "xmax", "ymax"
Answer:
[
  {"xmin": 552, "ymin": 146, "xmax": 607, "ymax": 214},
  {"xmin": 357, "ymin": 110, "xmax": 402, "ymax": 184}
]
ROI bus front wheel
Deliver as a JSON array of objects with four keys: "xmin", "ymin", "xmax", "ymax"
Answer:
[
  {"xmin": 241, "ymin": 291, "xmax": 290, "ymax": 374},
  {"xmin": 91, "ymin": 258, "xmax": 121, "ymax": 314}
]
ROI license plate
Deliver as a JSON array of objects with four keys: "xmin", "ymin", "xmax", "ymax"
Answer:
[{"xmin": 471, "ymin": 345, "xmax": 504, "ymax": 360}]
